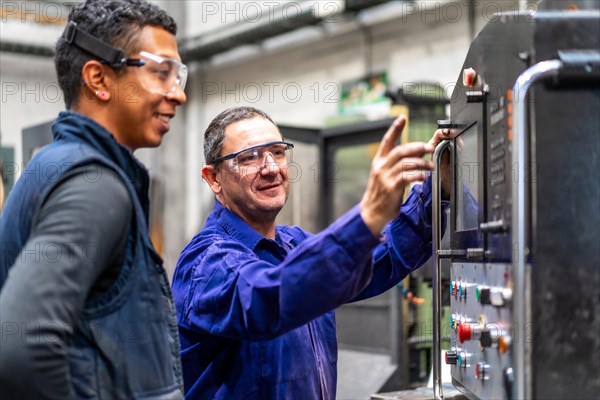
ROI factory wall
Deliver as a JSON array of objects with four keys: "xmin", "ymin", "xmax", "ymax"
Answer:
[{"xmin": 1, "ymin": 0, "xmax": 532, "ymax": 274}]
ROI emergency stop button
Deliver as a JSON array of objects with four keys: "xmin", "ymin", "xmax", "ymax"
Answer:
[
  {"xmin": 458, "ymin": 322, "xmax": 471, "ymax": 343},
  {"xmin": 458, "ymin": 322, "xmax": 482, "ymax": 343}
]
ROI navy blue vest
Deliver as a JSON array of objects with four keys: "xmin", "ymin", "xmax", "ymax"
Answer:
[{"xmin": 0, "ymin": 112, "xmax": 183, "ymax": 399}]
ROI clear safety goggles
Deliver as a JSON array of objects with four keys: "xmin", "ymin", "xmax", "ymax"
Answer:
[
  {"xmin": 127, "ymin": 51, "xmax": 188, "ymax": 96},
  {"xmin": 213, "ymin": 141, "xmax": 294, "ymax": 172},
  {"xmin": 60, "ymin": 22, "xmax": 187, "ymax": 96}
]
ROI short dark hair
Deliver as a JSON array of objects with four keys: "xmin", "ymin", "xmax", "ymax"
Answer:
[
  {"xmin": 204, "ymin": 107, "xmax": 280, "ymax": 165},
  {"xmin": 55, "ymin": 0, "xmax": 177, "ymax": 109}
]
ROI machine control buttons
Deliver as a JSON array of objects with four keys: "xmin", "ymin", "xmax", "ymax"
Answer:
[
  {"xmin": 446, "ymin": 349, "xmax": 459, "ymax": 365},
  {"xmin": 479, "ymin": 325, "xmax": 507, "ymax": 349},
  {"xmin": 457, "ymin": 351, "xmax": 469, "ymax": 368},
  {"xmin": 479, "ymin": 330, "xmax": 493, "ymax": 348},
  {"xmin": 491, "ymin": 148, "xmax": 505, "ymax": 162},
  {"xmin": 457, "ymin": 282, "xmax": 467, "ymax": 299},
  {"xmin": 451, "ymin": 280, "xmax": 468, "ymax": 299},
  {"xmin": 476, "ymin": 286, "xmax": 512, "ymax": 306},
  {"xmin": 450, "ymin": 314, "xmax": 464, "ymax": 330},
  {"xmin": 504, "ymin": 367, "xmax": 514, "ymax": 399},
  {"xmin": 458, "ymin": 322, "xmax": 483, "ymax": 343},
  {"xmin": 477, "ymin": 287, "xmax": 491, "ymax": 305},
  {"xmin": 463, "ymin": 67, "xmax": 481, "ymax": 87},
  {"xmin": 499, "ymin": 335, "xmax": 512, "ymax": 354},
  {"xmin": 490, "ymin": 288, "xmax": 513, "ymax": 307},
  {"xmin": 475, "ymin": 362, "xmax": 490, "ymax": 380},
  {"xmin": 490, "ymin": 136, "xmax": 506, "ymax": 149}
]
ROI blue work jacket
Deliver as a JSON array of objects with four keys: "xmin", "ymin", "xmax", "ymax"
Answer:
[{"xmin": 172, "ymin": 180, "xmax": 442, "ymax": 399}]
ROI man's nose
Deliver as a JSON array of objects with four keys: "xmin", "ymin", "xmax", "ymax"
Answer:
[
  {"xmin": 260, "ymin": 153, "xmax": 280, "ymax": 175},
  {"xmin": 166, "ymin": 84, "xmax": 187, "ymax": 105}
]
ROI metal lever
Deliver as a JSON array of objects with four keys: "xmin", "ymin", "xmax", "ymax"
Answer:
[{"xmin": 432, "ymin": 139, "xmax": 452, "ymax": 400}]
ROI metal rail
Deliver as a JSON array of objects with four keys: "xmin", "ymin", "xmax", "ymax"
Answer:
[{"xmin": 432, "ymin": 139, "xmax": 452, "ymax": 400}]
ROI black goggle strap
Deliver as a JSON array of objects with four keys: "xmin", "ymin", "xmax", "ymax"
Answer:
[{"xmin": 62, "ymin": 21, "xmax": 144, "ymax": 68}]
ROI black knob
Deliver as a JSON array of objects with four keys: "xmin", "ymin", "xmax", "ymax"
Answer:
[
  {"xmin": 479, "ymin": 287, "xmax": 491, "ymax": 305},
  {"xmin": 479, "ymin": 330, "xmax": 492, "ymax": 348},
  {"xmin": 445, "ymin": 350, "xmax": 458, "ymax": 365},
  {"xmin": 504, "ymin": 367, "xmax": 514, "ymax": 400}
]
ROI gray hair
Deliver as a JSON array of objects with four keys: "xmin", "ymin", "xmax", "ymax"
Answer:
[{"xmin": 204, "ymin": 106, "xmax": 279, "ymax": 165}]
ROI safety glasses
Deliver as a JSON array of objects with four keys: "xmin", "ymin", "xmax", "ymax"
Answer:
[
  {"xmin": 128, "ymin": 51, "xmax": 188, "ymax": 96},
  {"xmin": 213, "ymin": 141, "xmax": 294, "ymax": 172},
  {"xmin": 61, "ymin": 21, "xmax": 187, "ymax": 96}
]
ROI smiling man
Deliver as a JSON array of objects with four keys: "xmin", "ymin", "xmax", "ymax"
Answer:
[
  {"xmin": 172, "ymin": 106, "xmax": 452, "ymax": 399},
  {"xmin": 0, "ymin": 1, "xmax": 186, "ymax": 398}
]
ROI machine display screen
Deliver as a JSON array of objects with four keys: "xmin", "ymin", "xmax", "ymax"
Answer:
[{"xmin": 455, "ymin": 123, "xmax": 480, "ymax": 231}]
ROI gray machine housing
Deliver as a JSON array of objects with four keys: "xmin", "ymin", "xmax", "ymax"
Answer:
[{"xmin": 444, "ymin": 9, "xmax": 599, "ymax": 400}]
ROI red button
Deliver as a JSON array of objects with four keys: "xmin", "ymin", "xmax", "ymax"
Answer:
[
  {"xmin": 463, "ymin": 68, "xmax": 478, "ymax": 87},
  {"xmin": 458, "ymin": 322, "xmax": 472, "ymax": 343}
]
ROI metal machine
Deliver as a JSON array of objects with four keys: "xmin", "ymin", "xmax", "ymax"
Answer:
[{"xmin": 431, "ymin": 4, "xmax": 600, "ymax": 400}]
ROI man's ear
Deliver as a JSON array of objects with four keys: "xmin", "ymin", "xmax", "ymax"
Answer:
[
  {"xmin": 81, "ymin": 60, "xmax": 113, "ymax": 102},
  {"xmin": 202, "ymin": 165, "xmax": 221, "ymax": 195}
]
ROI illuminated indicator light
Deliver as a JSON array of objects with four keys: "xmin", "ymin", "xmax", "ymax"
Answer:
[
  {"xmin": 508, "ymin": 116, "xmax": 513, "ymax": 127},
  {"xmin": 507, "ymin": 89, "xmax": 513, "ymax": 102},
  {"xmin": 476, "ymin": 287, "xmax": 481, "ymax": 301},
  {"xmin": 450, "ymin": 314, "xmax": 454, "ymax": 329},
  {"xmin": 458, "ymin": 284, "xmax": 463, "ymax": 298},
  {"xmin": 507, "ymin": 103, "xmax": 513, "ymax": 114},
  {"xmin": 499, "ymin": 335, "xmax": 511, "ymax": 354},
  {"xmin": 450, "ymin": 281, "xmax": 454, "ymax": 296}
]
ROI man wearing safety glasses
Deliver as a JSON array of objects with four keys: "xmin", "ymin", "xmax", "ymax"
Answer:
[
  {"xmin": 172, "ymin": 107, "xmax": 455, "ymax": 399},
  {"xmin": 0, "ymin": 1, "xmax": 186, "ymax": 398}
]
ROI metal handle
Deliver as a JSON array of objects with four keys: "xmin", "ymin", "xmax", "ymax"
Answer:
[
  {"xmin": 512, "ymin": 53, "xmax": 600, "ymax": 399},
  {"xmin": 432, "ymin": 139, "xmax": 452, "ymax": 400},
  {"xmin": 511, "ymin": 59, "xmax": 562, "ymax": 400}
]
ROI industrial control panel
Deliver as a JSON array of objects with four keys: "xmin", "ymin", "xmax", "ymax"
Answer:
[{"xmin": 431, "ymin": 6, "xmax": 599, "ymax": 400}]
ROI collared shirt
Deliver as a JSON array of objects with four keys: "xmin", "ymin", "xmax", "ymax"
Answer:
[{"xmin": 172, "ymin": 178, "xmax": 443, "ymax": 399}]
